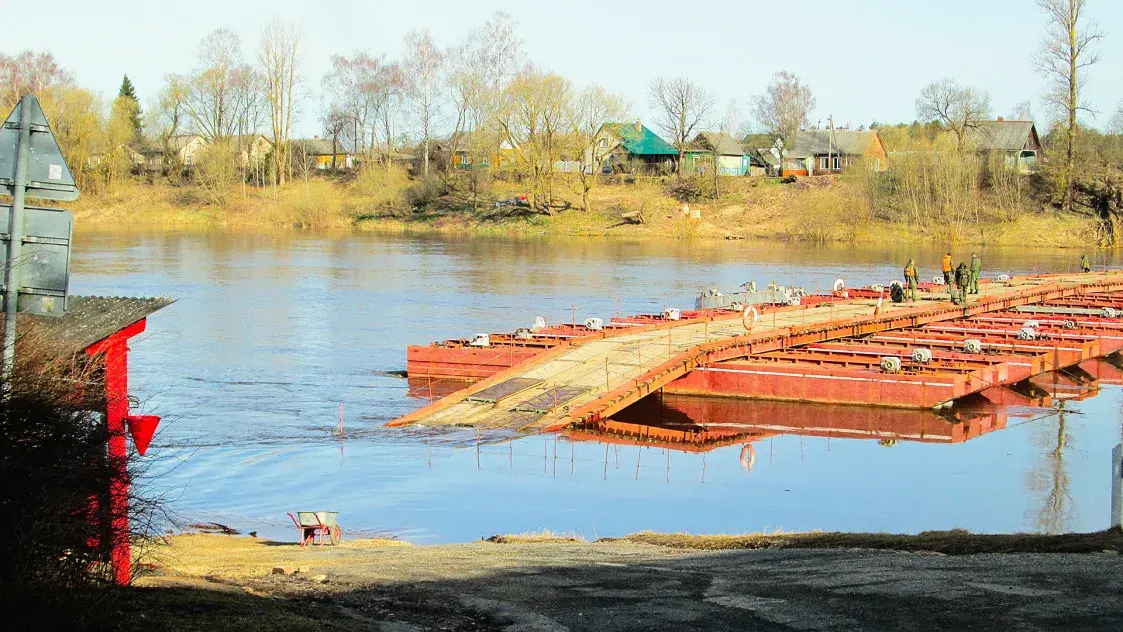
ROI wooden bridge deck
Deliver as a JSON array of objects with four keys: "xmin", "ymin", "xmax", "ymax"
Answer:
[{"xmin": 389, "ymin": 272, "xmax": 1123, "ymax": 433}]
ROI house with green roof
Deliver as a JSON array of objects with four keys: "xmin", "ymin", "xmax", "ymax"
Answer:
[{"xmin": 593, "ymin": 122, "xmax": 678, "ymax": 174}]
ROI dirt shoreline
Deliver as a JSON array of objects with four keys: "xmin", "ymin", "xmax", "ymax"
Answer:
[{"xmin": 122, "ymin": 530, "xmax": 1123, "ymax": 631}]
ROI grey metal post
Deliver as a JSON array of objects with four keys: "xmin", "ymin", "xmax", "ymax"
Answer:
[
  {"xmin": 1112, "ymin": 443, "xmax": 1123, "ymax": 530},
  {"xmin": 2, "ymin": 94, "xmax": 31, "ymax": 387}
]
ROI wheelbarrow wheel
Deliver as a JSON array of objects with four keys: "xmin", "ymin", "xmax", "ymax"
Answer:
[{"xmin": 330, "ymin": 525, "xmax": 342, "ymax": 545}]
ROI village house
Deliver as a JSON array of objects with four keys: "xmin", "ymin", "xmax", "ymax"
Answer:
[
  {"xmin": 291, "ymin": 137, "xmax": 354, "ymax": 170},
  {"xmin": 781, "ymin": 129, "xmax": 888, "ymax": 176},
  {"xmin": 593, "ymin": 121, "xmax": 678, "ymax": 174},
  {"xmin": 449, "ymin": 130, "xmax": 517, "ymax": 170},
  {"xmin": 741, "ymin": 133, "xmax": 783, "ymax": 176},
  {"xmin": 230, "ymin": 134, "xmax": 273, "ymax": 168},
  {"xmin": 140, "ymin": 133, "xmax": 207, "ymax": 171},
  {"xmin": 969, "ymin": 118, "xmax": 1042, "ymax": 173},
  {"xmin": 683, "ymin": 132, "xmax": 758, "ymax": 176}
]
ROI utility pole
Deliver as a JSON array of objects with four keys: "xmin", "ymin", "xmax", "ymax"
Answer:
[{"xmin": 827, "ymin": 115, "xmax": 835, "ymax": 174}]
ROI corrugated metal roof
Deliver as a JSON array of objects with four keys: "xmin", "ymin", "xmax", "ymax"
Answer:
[
  {"xmin": 6, "ymin": 296, "xmax": 174, "ymax": 356},
  {"xmin": 602, "ymin": 123, "xmax": 678, "ymax": 156},
  {"xmin": 693, "ymin": 132, "xmax": 745, "ymax": 156},
  {"xmin": 970, "ymin": 120, "xmax": 1038, "ymax": 152},
  {"xmin": 788, "ymin": 130, "xmax": 880, "ymax": 158}
]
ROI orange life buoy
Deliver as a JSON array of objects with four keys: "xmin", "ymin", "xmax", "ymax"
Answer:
[
  {"xmin": 739, "ymin": 444, "xmax": 756, "ymax": 471},
  {"xmin": 742, "ymin": 305, "xmax": 759, "ymax": 331}
]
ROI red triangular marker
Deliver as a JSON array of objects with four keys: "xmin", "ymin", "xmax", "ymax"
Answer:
[{"xmin": 125, "ymin": 415, "xmax": 160, "ymax": 456}]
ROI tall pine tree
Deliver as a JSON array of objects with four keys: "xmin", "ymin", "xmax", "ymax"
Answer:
[{"xmin": 118, "ymin": 74, "xmax": 143, "ymax": 141}]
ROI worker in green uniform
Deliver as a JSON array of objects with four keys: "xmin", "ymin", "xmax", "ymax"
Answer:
[
  {"xmin": 903, "ymin": 258, "xmax": 918, "ymax": 303},
  {"xmin": 954, "ymin": 262, "xmax": 970, "ymax": 305},
  {"xmin": 1082, "ymin": 253, "xmax": 1092, "ymax": 273},
  {"xmin": 969, "ymin": 252, "xmax": 981, "ymax": 294}
]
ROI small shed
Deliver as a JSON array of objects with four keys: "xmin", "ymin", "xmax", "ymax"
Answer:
[{"xmin": 970, "ymin": 119, "xmax": 1041, "ymax": 172}]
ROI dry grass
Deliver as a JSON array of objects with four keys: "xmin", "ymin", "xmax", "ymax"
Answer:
[
  {"xmin": 485, "ymin": 529, "xmax": 587, "ymax": 544},
  {"xmin": 144, "ymin": 533, "xmax": 409, "ymax": 580},
  {"xmin": 611, "ymin": 528, "xmax": 1123, "ymax": 555},
  {"xmin": 68, "ymin": 175, "xmax": 1103, "ymax": 247}
]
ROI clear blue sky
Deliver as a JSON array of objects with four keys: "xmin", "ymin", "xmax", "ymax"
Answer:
[{"xmin": 4, "ymin": 0, "xmax": 1120, "ymax": 137}]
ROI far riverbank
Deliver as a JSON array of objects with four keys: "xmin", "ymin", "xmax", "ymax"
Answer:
[{"xmin": 68, "ymin": 179, "xmax": 1102, "ymax": 248}]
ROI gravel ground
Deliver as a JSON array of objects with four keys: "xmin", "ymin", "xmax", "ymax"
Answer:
[{"xmin": 126, "ymin": 535, "xmax": 1123, "ymax": 631}]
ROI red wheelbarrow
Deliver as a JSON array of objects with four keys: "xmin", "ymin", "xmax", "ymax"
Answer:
[{"xmin": 287, "ymin": 511, "xmax": 342, "ymax": 547}]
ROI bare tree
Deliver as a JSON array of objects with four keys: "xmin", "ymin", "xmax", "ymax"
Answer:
[
  {"xmin": 498, "ymin": 68, "xmax": 572, "ymax": 212},
  {"xmin": 373, "ymin": 61, "xmax": 405, "ymax": 172},
  {"xmin": 182, "ymin": 28, "xmax": 247, "ymax": 140},
  {"xmin": 915, "ymin": 78, "xmax": 992, "ymax": 150},
  {"xmin": 257, "ymin": 18, "xmax": 303, "ymax": 186},
  {"xmin": 720, "ymin": 99, "xmax": 743, "ymax": 138},
  {"xmin": 1010, "ymin": 100, "xmax": 1036, "ymax": 121},
  {"xmin": 648, "ymin": 75, "xmax": 713, "ymax": 175},
  {"xmin": 147, "ymin": 74, "xmax": 189, "ymax": 173},
  {"xmin": 1110, "ymin": 102, "xmax": 1123, "ymax": 134},
  {"xmin": 322, "ymin": 52, "xmax": 384, "ymax": 155},
  {"xmin": 0, "ymin": 50, "xmax": 74, "ymax": 111},
  {"xmin": 1035, "ymin": 0, "xmax": 1103, "ymax": 212},
  {"xmin": 751, "ymin": 71, "xmax": 815, "ymax": 176},
  {"xmin": 569, "ymin": 85, "xmax": 628, "ymax": 212},
  {"xmin": 403, "ymin": 30, "xmax": 445, "ymax": 177},
  {"xmin": 445, "ymin": 12, "xmax": 523, "ymax": 206}
]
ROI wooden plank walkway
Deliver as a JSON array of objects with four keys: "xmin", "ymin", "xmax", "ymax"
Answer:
[{"xmin": 389, "ymin": 272, "xmax": 1123, "ymax": 433}]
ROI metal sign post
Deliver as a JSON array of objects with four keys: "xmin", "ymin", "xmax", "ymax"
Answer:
[
  {"xmin": 0, "ymin": 93, "xmax": 79, "ymax": 388},
  {"xmin": 1, "ymin": 95, "xmax": 31, "ymax": 386}
]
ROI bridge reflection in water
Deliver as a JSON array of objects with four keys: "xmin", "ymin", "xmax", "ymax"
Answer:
[{"xmin": 561, "ymin": 354, "xmax": 1123, "ymax": 457}]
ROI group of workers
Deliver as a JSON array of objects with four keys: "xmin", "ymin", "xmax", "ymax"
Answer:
[
  {"xmin": 901, "ymin": 252, "xmax": 1097, "ymax": 305},
  {"xmin": 901, "ymin": 252, "xmax": 981, "ymax": 305}
]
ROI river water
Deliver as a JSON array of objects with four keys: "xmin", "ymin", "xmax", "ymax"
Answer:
[{"xmin": 70, "ymin": 230, "xmax": 1123, "ymax": 542}]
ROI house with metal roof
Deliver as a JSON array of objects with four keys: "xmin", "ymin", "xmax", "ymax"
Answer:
[
  {"xmin": 594, "ymin": 122, "xmax": 678, "ymax": 174},
  {"xmin": 782, "ymin": 129, "xmax": 888, "ymax": 176},
  {"xmin": 968, "ymin": 119, "xmax": 1041, "ymax": 172},
  {"xmin": 683, "ymin": 132, "xmax": 759, "ymax": 176}
]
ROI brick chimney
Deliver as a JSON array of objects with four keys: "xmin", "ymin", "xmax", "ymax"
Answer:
[{"xmin": 996, "ymin": 117, "xmax": 1004, "ymax": 122}]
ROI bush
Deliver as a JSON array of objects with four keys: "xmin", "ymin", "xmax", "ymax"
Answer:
[
  {"xmin": 666, "ymin": 176, "xmax": 715, "ymax": 202},
  {"xmin": 0, "ymin": 337, "xmax": 130, "ymax": 628},
  {"xmin": 405, "ymin": 175, "xmax": 447, "ymax": 209},
  {"xmin": 349, "ymin": 164, "xmax": 411, "ymax": 214}
]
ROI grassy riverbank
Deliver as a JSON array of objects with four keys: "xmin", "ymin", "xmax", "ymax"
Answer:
[
  {"xmin": 69, "ymin": 175, "xmax": 1101, "ymax": 248},
  {"xmin": 118, "ymin": 530, "xmax": 1123, "ymax": 631}
]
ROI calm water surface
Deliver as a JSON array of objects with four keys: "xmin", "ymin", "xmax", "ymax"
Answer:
[{"xmin": 69, "ymin": 230, "xmax": 1123, "ymax": 542}]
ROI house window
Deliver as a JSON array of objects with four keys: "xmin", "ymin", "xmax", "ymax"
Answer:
[
  {"xmin": 873, "ymin": 158, "xmax": 881, "ymax": 171},
  {"xmin": 820, "ymin": 156, "xmax": 829, "ymax": 171},
  {"xmin": 832, "ymin": 156, "xmax": 841, "ymax": 170}
]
